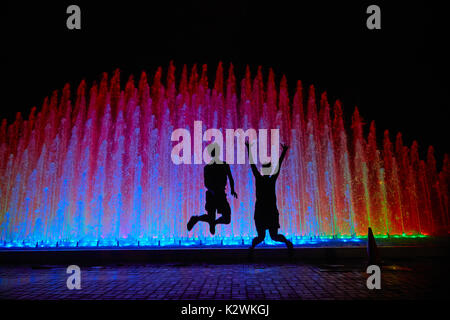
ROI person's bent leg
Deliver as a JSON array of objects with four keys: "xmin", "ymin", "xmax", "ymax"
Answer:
[
  {"xmin": 269, "ymin": 228, "xmax": 293, "ymax": 249},
  {"xmin": 205, "ymin": 209, "xmax": 216, "ymax": 235},
  {"xmin": 197, "ymin": 214, "xmax": 211, "ymax": 222},
  {"xmin": 188, "ymin": 213, "xmax": 211, "ymax": 231},
  {"xmin": 187, "ymin": 215, "xmax": 199, "ymax": 231},
  {"xmin": 251, "ymin": 228, "xmax": 266, "ymax": 249},
  {"xmin": 188, "ymin": 210, "xmax": 214, "ymax": 231},
  {"xmin": 215, "ymin": 205, "xmax": 231, "ymax": 225}
]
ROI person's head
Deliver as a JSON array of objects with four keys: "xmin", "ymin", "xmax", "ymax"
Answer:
[
  {"xmin": 206, "ymin": 142, "xmax": 220, "ymax": 163},
  {"xmin": 261, "ymin": 162, "xmax": 272, "ymax": 176}
]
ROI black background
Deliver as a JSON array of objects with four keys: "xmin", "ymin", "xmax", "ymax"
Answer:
[{"xmin": 2, "ymin": 0, "xmax": 448, "ymax": 164}]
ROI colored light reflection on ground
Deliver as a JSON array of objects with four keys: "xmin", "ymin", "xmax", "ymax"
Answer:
[
  {"xmin": 0, "ymin": 62, "xmax": 448, "ymax": 248},
  {"xmin": 0, "ymin": 234, "xmax": 429, "ymax": 250}
]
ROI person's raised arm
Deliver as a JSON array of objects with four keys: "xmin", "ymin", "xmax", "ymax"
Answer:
[
  {"xmin": 225, "ymin": 163, "xmax": 238, "ymax": 199},
  {"xmin": 245, "ymin": 141, "xmax": 260, "ymax": 178},
  {"xmin": 272, "ymin": 143, "xmax": 289, "ymax": 180}
]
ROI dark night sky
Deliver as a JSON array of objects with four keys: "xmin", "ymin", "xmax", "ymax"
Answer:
[{"xmin": 2, "ymin": 0, "xmax": 448, "ymax": 164}]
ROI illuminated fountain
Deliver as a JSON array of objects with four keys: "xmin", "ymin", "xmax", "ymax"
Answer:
[{"xmin": 0, "ymin": 62, "xmax": 448, "ymax": 248}]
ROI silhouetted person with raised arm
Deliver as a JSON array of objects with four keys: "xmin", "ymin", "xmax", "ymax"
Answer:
[
  {"xmin": 245, "ymin": 141, "xmax": 293, "ymax": 252},
  {"xmin": 187, "ymin": 142, "xmax": 238, "ymax": 235}
]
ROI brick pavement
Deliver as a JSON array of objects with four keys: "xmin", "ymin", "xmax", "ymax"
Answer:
[{"xmin": 0, "ymin": 260, "xmax": 448, "ymax": 300}]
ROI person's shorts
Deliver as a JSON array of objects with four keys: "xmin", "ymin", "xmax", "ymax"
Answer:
[
  {"xmin": 205, "ymin": 190, "xmax": 231, "ymax": 215},
  {"xmin": 254, "ymin": 203, "xmax": 280, "ymax": 230}
]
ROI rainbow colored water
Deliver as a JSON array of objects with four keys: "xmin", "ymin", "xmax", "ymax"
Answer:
[{"xmin": 0, "ymin": 63, "xmax": 448, "ymax": 248}]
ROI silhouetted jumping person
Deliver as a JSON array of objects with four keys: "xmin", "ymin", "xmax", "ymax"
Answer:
[
  {"xmin": 245, "ymin": 141, "xmax": 293, "ymax": 252},
  {"xmin": 187, "ymin": 143, "xmax": 238, "ymax": 235}
]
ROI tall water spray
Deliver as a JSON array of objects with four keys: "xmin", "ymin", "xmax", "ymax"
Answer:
[{"xmin": 0, "ymin": 62, "xmax": 448, "ymax": 247}]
